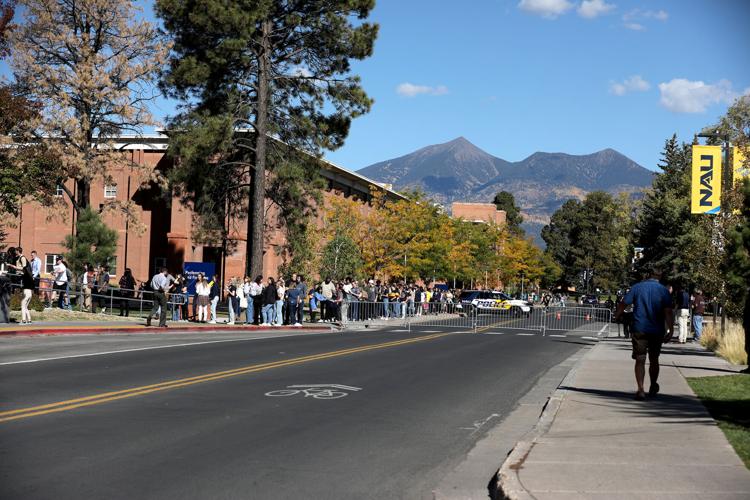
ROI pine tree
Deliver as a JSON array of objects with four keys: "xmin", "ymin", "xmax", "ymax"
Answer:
[
  {"xmin": 493, "ymin": 191, "xmax": 524, "ymax": 235},
  {"xmin": 157, "ymin": 0, "xmax": 378, "ymax": 277},
  {"xmin": 62, "ymin": 208, "xmax": 118, "ymax": 275}
]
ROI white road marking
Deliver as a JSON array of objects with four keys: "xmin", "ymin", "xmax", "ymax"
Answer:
[
  {"xmin": 581, "ymin": 336, "xmax": 598, "ymax": 340},
  {"xmin": 0, "ymin": 332, "xmax": 326, "ymax": 366},
  {"xmin": 460, "ymin": 413, "xmax": 500, "ymax": 436},
  {"xmin": 516, "ymin": 333, "xmax": 535, "ymax": 336},
  {"xmin": 391, "ymin": 329, "xmax": 409, "ymax": 332},
  {"xmin": 287, "ymin": 384, "xmax": 362, "ymax": 391},
  {"xmin": 482, "ymin": 332, "xmax": 506, "ymax": 335},
  {"xmin": 548, "ymin": 334, "xmax": 567, "ymax": 338},
  {"xmin": 419, "ymin": 330, "xmax": 443, "ymax": 333}
]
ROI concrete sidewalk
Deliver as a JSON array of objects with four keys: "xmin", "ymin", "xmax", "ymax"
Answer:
[{"xmin": 498, "ymin": 339, "xmax": 750, "ymax": 499}]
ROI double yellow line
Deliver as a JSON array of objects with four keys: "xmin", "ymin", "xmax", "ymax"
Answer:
[{"xmin": 0, "ymin": 333, "xmax": 449, "ymax": 424}]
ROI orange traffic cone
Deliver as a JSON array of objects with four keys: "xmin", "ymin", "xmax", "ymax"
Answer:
[{"xmin": 556, "ymin": 312, "xmax": 561, "ymax": 320}]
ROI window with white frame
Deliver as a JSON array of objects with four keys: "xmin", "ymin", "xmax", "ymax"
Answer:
[
  {"xmin": 104, "ymin": 184, "xmax": 117, "ymax": 198},
  {"xmin": 45, "ymin": 254, "xmax": 62, "ymax": 274},
  {"xmin": 55, "ymin": 184, "xmax": 64, "ymax": 197}
]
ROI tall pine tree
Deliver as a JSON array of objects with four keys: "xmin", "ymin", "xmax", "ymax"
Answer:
[{"xmin": 157, "ymin": 0, "xmax": 377, "ymax": 276}]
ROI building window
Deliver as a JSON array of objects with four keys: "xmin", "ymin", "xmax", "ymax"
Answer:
[
  {"xmin": 55, "ymin": 184, "xmax": 64, "ymax": 197},
  {"xmin": 45, "ymin": 254, "xmax": 63, "ymax": 274},
  {"xmin": 104, "ymin": 184, "xmax": 117, "ymax": 198}
]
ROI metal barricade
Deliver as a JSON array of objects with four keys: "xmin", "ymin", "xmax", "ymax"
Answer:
[
  {"xmin": 543, "ymin": 305, "xmax": 613, "ymax": 337},
  {"xmin": 337, "ymin": 300, "xmax": 613, "ymax": 338}
]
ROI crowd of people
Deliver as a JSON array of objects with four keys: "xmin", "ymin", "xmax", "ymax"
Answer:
[{"xmin": 144, "ymin": 270, "xmax": 461, "ymax": 328}]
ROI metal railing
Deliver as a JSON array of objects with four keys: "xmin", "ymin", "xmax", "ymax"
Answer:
[
  {"xmin": 8, "ymin": 277, "xmax": 201, "ymax": 321},
  {"xmin": 339, "ymin": 300, "xmax": 613, "ymax": 337}
]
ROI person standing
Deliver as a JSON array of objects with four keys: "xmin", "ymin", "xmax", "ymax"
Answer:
[
  {"xmin": 226, "ymin": 277, "xmax": 238, "ymax": 325},
  {"xmin": 29, "ymin": 250, "xmax": 41, "ymax": 294},
  {"xmin": 320, "ymin": 277, "xmax": 335, "ymax": 321},
  {"xmin": 97, "ymin": 265, "xmax": 111, "ymax": 313},
  {"xmin": 675, "ymin": 285, "xmax": 690, "ymax": 344},
  {"xmin": 260, "ymin": 277, "xmax": 277, "ymax": 326},
  {"xmin": 52, "ymin": 257, "xmax": 68, "ymax": 309},
  {"xmin": 146, "ymin": 267, "xmax": 170, "ymax": 327},
  {"xmin": 691, "ymin": 289, "xmax": 706, "ymax": 343},
  {"xmin": 195, "ymin": 275, "xmax": 211, "ymax": 322},
  {"xmin": 209, "ymin": 274, "xmax": 220, "ymax": 324},
  {"xmin": 250, "ymin": 275, "xmax": 263, "ymax": 325},
  {"xmin": 9, "ymin": 248, "xmax": 34, "ymax": 324},
  {"xmin": 118, "ymin": 268, "xmax": 136, "ymax": 317},
  {"xmin": 616, "ymin": 269, "xmax": 674, "ymax": 400},
  {"xmin": 286, "ymin": 279, "xmax": 303, "ymax": 326},
  {"xmin": 295, "ymin": 275, "xmax": 307, "ymax": 325},
  {"xmin": 275, "ymin": 278, "xmax": 286, "ymax": 326}
]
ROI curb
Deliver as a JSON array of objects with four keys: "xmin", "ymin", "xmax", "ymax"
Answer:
[
  {"xmin": 493, "ymin": 342, "xmax": 600, "ymax": 500},
  {"xmin": 0, "ymin": 324, "xmax": 335, "ymax": 337}
]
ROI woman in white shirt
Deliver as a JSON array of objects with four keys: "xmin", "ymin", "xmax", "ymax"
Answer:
[{"xmin": 195, "ymin": 276, "xmax": 211, "ymax": 322}]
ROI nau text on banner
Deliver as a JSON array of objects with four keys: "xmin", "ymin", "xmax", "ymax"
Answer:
[{"xmin": 691, "ymin": 145, "xmax": 722, "ymax": 214}]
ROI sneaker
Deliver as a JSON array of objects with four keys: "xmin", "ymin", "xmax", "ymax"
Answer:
[
  {"xmin": 317, "ymin": 319, "xmax": 323, "ymax": 323},
  {"xmin": 209, "ymin": 320, "xmax": 216, "ymax": 324},
  {"xmin": 294, "ymin": 322, "xmax": 301, "ymax": 327},
  {"xmin": 648, "ymin": 383, "xmax": 659, "ymax": 397}
]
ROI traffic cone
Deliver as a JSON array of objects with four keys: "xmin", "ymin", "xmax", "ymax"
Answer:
[{"xmin": 556, "ymin": 312, "xmax": 561, "ymax": 320}]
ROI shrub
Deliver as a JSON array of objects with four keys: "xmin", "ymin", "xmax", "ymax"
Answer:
[
  {"xmin": 9, "ymin": 291, "xmax": 45, "ymax": 312},
  {"xmin": 702, "ymin": 321, "xmax": 747, "ymax": 365}
]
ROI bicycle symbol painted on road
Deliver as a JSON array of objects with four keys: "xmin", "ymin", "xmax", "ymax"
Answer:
[{"xmin": 265, "ymin": 384, "xmax": 362, "ymax": 400}]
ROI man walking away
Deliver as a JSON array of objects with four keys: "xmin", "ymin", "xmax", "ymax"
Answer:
[
  {"xmin": 691, "ymin": 289, "xmax": 705, "ymax": 343},
  {"xmin": 616, "ymin": 268, "xmax": 674, "ymax": 400},
  {"xmin": 147, "ymin": 267, "xmax": 170, "ymax": 327},
  {"xmin": 676, "ymin": 285, "xmax": 690, "ymax": 344}
]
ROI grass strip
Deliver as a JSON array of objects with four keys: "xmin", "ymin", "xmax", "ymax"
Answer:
[{"xmin": 687, "ymin": 374, "xmax": 750, "ymax": 469}]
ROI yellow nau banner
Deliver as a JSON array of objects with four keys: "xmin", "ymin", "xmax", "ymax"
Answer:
[
  {"xmin": 691, "ymin": 145, "xmax": 722, "ymax": 214},
  {"xmin": 734, "ymin": 146, "xmax": 749, "ymax": 184}
]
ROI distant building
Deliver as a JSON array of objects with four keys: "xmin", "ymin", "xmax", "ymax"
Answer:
[
  {"xmin": 451, "ymin": 202, "xmax": 506, "ymax": 225},
  {"xmin": 5, "ymin": 132, "xmax": 404, "ymax": 284}
]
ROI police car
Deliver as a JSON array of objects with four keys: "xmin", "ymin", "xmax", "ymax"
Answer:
[{"xmin": 456, "ymin": 290, "xmax": 532, "ymax": 315}]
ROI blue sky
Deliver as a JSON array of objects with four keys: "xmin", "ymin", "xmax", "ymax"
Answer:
[{"xmin": 4, "ymin": 0, "xmax": 750, "ymax": 172}]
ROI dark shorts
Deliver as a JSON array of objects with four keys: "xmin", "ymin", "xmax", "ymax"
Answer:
[{"xmin": 631, "ymin": 331, "xmax": 663, "ymax": 360}]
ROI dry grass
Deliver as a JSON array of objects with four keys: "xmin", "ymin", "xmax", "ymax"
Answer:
[{"xmin": 701, "ymin": 321, "xmax": 748, "ymax": 365}]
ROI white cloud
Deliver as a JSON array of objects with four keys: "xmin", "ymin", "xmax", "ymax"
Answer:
[
  {"xmin": 396, "ymin": 82, "xmax": 449, "ymax": 97},
  {"xmin": 610, "ymin": 75, "xmax": 650, "ymax": 96},
  {"xmin": 622, "ymin": 8, "xmax": 668, "ymax": 30},
  {"xmin": 578, "ymin": 0, "xmax": 616, "ymax": 19},
  {"xmin": 658, "ymin": 78, "xmax": 738, "ymax": 113},
  {"xmin": 623, "ymin": 22, "xmax": 645, "ymax": 31},
  {"xmin": 518, "ymin": 0, "xmax": 573, "ymax": 19}
]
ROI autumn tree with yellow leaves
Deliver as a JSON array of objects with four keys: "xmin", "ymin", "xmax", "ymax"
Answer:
[{"xmin": 321, "ymin": 190, "xmax": 549, "ymax": 290}]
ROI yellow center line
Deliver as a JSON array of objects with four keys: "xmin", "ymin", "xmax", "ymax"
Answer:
[{"xmin": 0, "ymin": 333, "xmax": 450, "ymax": 424}]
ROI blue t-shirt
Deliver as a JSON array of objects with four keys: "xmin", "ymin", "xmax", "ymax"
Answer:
[{"xmin": 624, "ymin": 279, "xmax": 673, "ymax": 335}]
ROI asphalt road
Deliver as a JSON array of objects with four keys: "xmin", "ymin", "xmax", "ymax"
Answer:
[{"xmin": 0, "ymin": 325, "xmax": 595, "ymax": 499}]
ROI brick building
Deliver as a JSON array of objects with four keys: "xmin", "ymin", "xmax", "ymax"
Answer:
[
  {"xmin": 451, "ymin": 202, "xmax": 507, "ymax": 225},
  {"xmin": 5, "ymin": 133, "xmax": 404, "ymax": 284}
]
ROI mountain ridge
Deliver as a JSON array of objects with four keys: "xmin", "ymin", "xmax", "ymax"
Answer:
[{"xmin": 358, "ymin": 137, "xmax": 653, "ymax": 244}]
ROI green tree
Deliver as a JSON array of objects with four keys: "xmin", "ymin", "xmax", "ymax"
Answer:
[
  {"xmin": 725, "ymin": 179, "xmax": 750, "ymax": 322},
  {"xmin": 157, "ymin": 0, "xmax": 378, "ymax": 277},
  {"xmin": 62, "ymin": 208, "xmax": 118, "ymax": 275},
  {"xmin": 541, "ymin": 198, "xmax": 581, "ymax": 289},
  {"xmin": 320, "ymin": 232, "xmax": 363, "ymax": 281},
  {"xmin": 542, "ymin": 192, "xmax": 632, "ymax": 292},
  {"xmin": 493, "ymin": 191, "xmax": 524, "ymax": 235}
]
